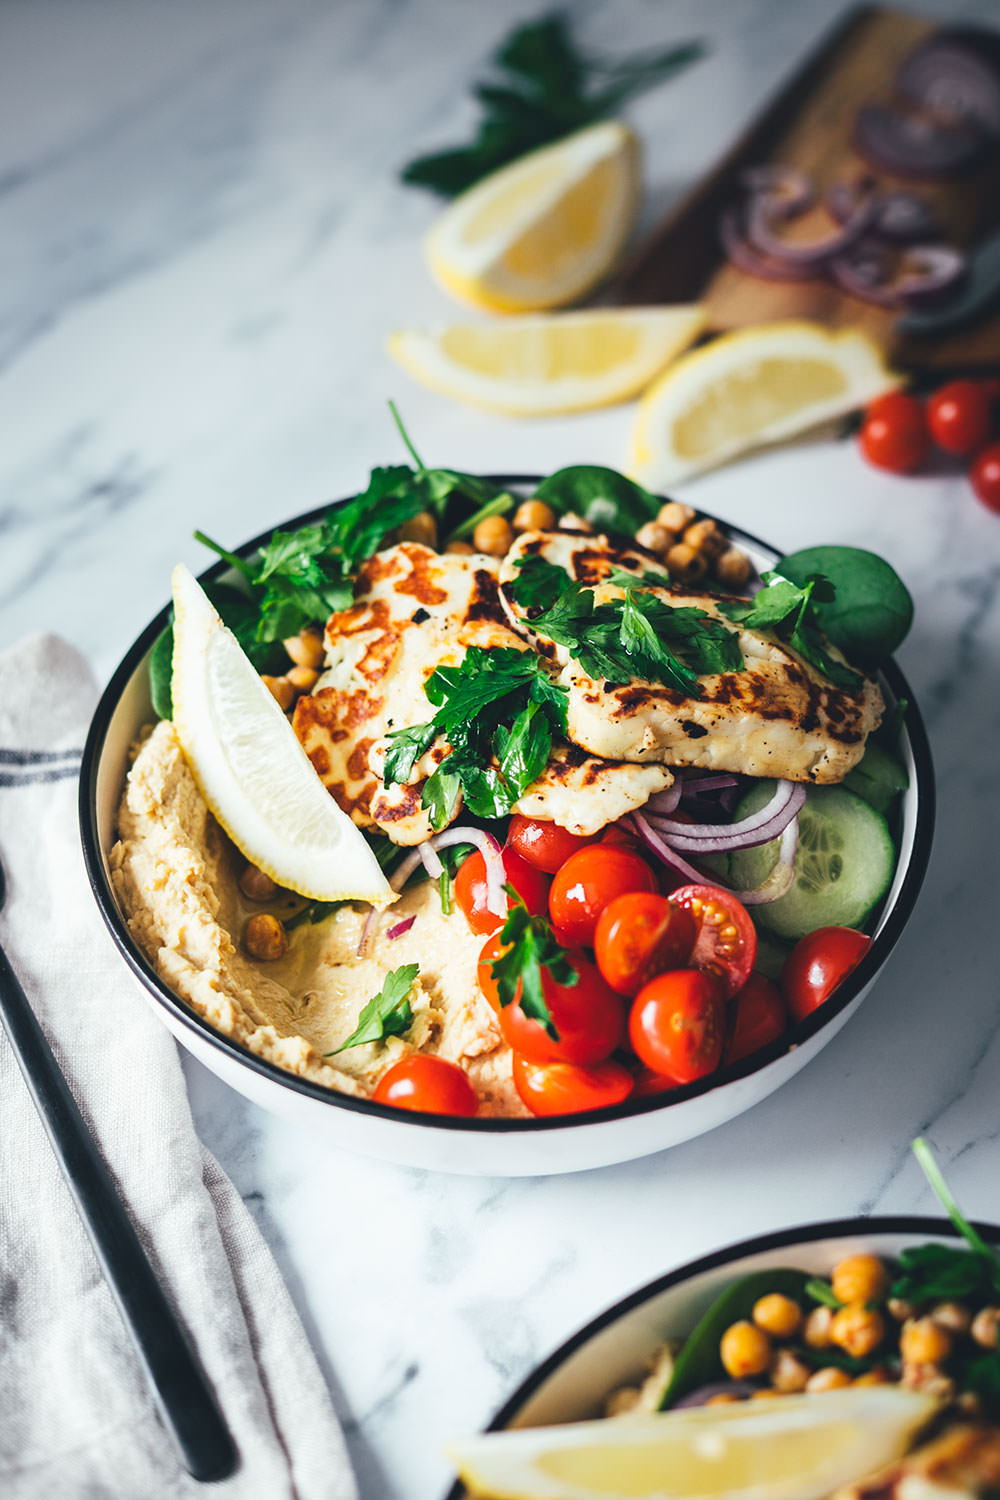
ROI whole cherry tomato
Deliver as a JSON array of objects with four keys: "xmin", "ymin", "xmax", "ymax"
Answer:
[
  {"xmin": 970, "ymin": 442, "xmax": 1000, "ymax": 515},
  {"xmin": 548, "ymin": 845, "xmax": 658, "ymax": 947},
  {"xmin": 667, "ymin": 884, "xmax": 757, "ymax": 1000},
  {"xmin": 601, "ymin": 821, "xmax": 643, "ymax": 850},
  {"xmin": 926, "ymin": 380, "xmax": 993, "ymax": 456},
  {"xmin": 372, "ymin": 1055, "xmax": 478, "ymax": 1116},
  {"xmin": 593, "ymin": 892, "xmax": 696, "ymax": 996},
  {"xmin": 859, "ymin": 392, "xmax": 929, "ymax": 474},
  {"xmin": 724, "ymin": 972, "xmax": 787, "ymax": 1065},
  {"xmin": 454, "ymin": 847, "xmax": 550, "ymax": 935},
  {"xmin": 506, "ymin": 815, "xmax": 598, "ymax": 873},
  {"xmin": 782, "ymin": 926, "xmax": 871, "ymax": 1023},
  {"xmin": 512, "ymin": 1053, "xmax": 634, "ymax": 1117},
  {"xmin": 629, "ymin": 969, "xmax": 724, "ymax": 1084},
  {"xmin": 477, "ymin": 937, "xmax": 624, "ymax": 1065}
]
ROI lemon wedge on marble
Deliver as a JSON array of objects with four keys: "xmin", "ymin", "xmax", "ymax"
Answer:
[
  {"xmin": 424, "ymin": 120, "xmax": 640, "ymax": 313},
  {"xmin": 389, "ymin": 306, "xmax": 706, "ymax": 416},
  {"xmin": 629, "ymin": 321, "xmax": 903, "ymax": 488},
  {"xmin": 170, "ymin": 564, "xmax": 394, "ymax": 906},
  {"xmin": 447, "ymin": 1387, "xmax": 938, "ymax": 1500}
]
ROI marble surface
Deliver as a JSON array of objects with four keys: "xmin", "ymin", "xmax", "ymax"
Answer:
[{"xmin": 3, "ymin": 1, "xmax": 1000, "ymax": 1496}]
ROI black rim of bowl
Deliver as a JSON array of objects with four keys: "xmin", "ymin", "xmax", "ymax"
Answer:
[
  {"xmin": 80, "ymin": 479, "xmax": 936, "ymax": 1135},
  {"xmin": 443, "ymin": 1211, "xmax": 1000, "ymax": 1497}
]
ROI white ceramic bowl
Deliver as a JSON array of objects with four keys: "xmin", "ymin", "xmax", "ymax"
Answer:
[
  {"xmin": 445, "ymin": 1215, "xmax": 1000, "ymax": 1497},
  {"xmin": 80, "ymin": 485, "xmax": 934, "ymax": 1177}
]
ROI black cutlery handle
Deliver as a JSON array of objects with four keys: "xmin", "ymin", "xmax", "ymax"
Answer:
[{"xmin": 0, "ymin": 943, "xmax": 237, "ymax": 1483}]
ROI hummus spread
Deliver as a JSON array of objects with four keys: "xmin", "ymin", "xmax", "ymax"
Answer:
[{"xmin": 110, "ymin": 720, "xmax": 527, "ymax": 1116}]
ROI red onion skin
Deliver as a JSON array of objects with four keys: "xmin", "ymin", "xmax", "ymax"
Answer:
[
  {"xmin": 646, "ymin": 780, "xmax": 805, "ymax": 854},
  {"xmin": 387, "ymin": 915, "xmax": 417, "ymax": 941}
]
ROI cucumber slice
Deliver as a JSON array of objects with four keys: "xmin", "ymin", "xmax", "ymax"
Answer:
[
  {"xmin": 729, "ymin": 781, "xmax": 896, "ymax": 940},
  {"xmin": 843, "ymin": 742, "xmax": 909, "ymax": 817}
]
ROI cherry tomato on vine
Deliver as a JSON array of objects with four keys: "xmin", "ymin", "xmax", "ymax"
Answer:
[
  {"xmin": 512, "ymin": 1053, "xmax": 634, "ymax": 1117},
  {"xmin": 667, "ymin": 884, "xmax": 756, "ymax": 1000},
  {"xmin": 782, "ymin": 926, "xmax": 871, "ymax": 1023},
  {"xmin": 454, "ymin": 847, "xmax": 550, "ymax": 935},
  {"xmin": 926, "ymin": 380, "xmax": 993, "ymax": 456},
  {"xmin": 859, "ymin": 392, "xmax": 929, "ymax": 474},
  {"xmin": 506, "ymin": 815, "xmax": 598, "ymax": 874},
  {"xmin": 593, "ymin": 892, "xmax": 696, "ymax": 996},
  {"xmin": 970, "ymin": 442, "xmax": 1000, "ymax": 516},
  {"xmin": 476, "ymin": 937, "xmax": 624, "ymax": 1065},
  {"xmin": 724, "ymin": 972, "xmax": 787, "ymax": 1065},
  {"xmin": 629, "ymin": 969, "xmax": 724, "ymax": 1084},
  {"xmin": 372, "ymin": 1055, "xmax": 478, "ymax": 1116},
  {"xmin": 548, "ymin": 845, "xmax": 658, "ymax": 947}
]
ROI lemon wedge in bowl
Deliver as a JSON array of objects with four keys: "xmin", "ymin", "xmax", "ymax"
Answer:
[
  {"xmin": 389, "ymin": 306, "xmax": 706, "ymax": 417},
  {"xmin": 447, "ymin": 1387, "xmax": 938, "ymax": 1500},
  {"xmin": 629, "ymin": 321, "xmax": 903, "ymax": 489},
  {"xmin": 170, "ymin": 564, "xmax": 394, "ymax": 906},
  {"xmin": 424, "ymin": 119, "xmax": 640, "ymax": 313}
]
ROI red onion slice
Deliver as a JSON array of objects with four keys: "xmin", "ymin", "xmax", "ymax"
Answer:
[
  {"xmin": 646, "ymin": 783, "xmax": 683, "ymax": 816},
  {"xmin": 737, "ymin": 817, "xmax": 799, "ymax": 907},
  {"xmin": 644, "ymin": 780, "xmax": 805, "ymax": 853},
  {"xmin": 741, "ymin": 164, "xmax": 815, "ymax": 218},
  {"xmin": 357, "ymin": 907, "xmax": 380, "ymax": 957},
  {"xmin": 853, "ymin": 102, "xmax": 984, "ymax": 179},
  {"xmin": 418, "ymin": 841, "xmax": 444, "ymax": 880},
  {"xmin": 826, "ymin": 179, "xmax": 939, "ymax": 243},
  {"xmin": 720, "ymin": 208, "xmax": 820, "ymax": 283},
  {"xmin": 746, "ymin": 191, "xmax": 877, "ymax": 267},
  {"xmin": 630, "ymin": 812, "xmax": 719, "ymax": 886},
  {"xmin": 680, "ymin": 773, "xmax": 742, "ymax": 796},
  {"xmin": 391, "ymin": 827, "xmax": 506, "ymax": 917},
  {"xmin": 896, "ymin": 244, "xmax": 966, "ymax": 302},
  {"xmin": 895, "ymin": 29, "xmax": 1000, "ymax": 140},
  {"xmin": 630, "ymin": 810, "xmax": 800, "ymax": 908},
  {"xmin": 387, "ymin": 914, "xmax": 417, "ymax": 941},
  {"xmin": 829, "ymin": 242, "xmax": 902, "ymax": 308}
]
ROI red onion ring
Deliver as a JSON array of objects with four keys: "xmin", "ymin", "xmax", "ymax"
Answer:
[
  {"xmin": 895, "ymin": 28, "xmax": 1000, "ymax": 140},
  {"xmin": 417, "ymin": 841, "xmax": 444, "ymax": 880},
  {"xmin": 896, "ymin": 244, "xmax": 966, "ymax": 302},
  {"xmin": 826, "ymin": 180, "xmax": 939, "ymax": 243},
  {"xmin": 679, "ymin": 773, "xmax": 743, "ymax": 797},
  {"xmin": 741, "ymin": 164, "xmax": 815, "ymax": 217},
  {"xmin": 390, "ymin": 827, "xmax": 506, "ymax": 917},
  {"xmin": 630, "ymin": 812, "xmax": 718, "ymax": 886},
  {"xmin": 386, "ymin": 914, "xmax": 417, "ymax": 940},
  {"xmin": 646, "ymin": 783, "xmax": 682, "ymax": 816},
  {"xmin": 719, "ymin": 208, "xmax": 820, "ymax": 282},
  {"xmin": 630, "ymin": 809, "xmax": 800, "ymax": 908},
  {"xmin": 829, "ymin": 241, "xmax": 902, "ymax": 308},
  {"xmin": 357, "ymin": 907, "xmax": 380, "ymax": 957},
  {"xmin": 736, "ymin": 817, "xmax": 798, "ymax": 906},
  {"xmin": 746, "ymin": 190, "xmax": 878, "ymax": 267},
  {"xmin": 644, "ymin": 780, "xmax": 805, "ymax": 853},
  {"xmin": 853, "ymin": 102, "xmax": 984, "ymax": 179}
]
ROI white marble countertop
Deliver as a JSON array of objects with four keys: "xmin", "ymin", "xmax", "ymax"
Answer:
[{"xmin": 3, "ymin": 1, "xmax": 1000, "ymax": 1496}]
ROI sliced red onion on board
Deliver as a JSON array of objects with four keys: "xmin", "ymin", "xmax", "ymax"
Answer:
[
  {"xmin": 741, "ymin": 163, "xmax": 815, "ymax": 217},
  {"xmin": 386, "ymin": 914, "xmax": 417, "ymax": 941},
  {"xmin": 644, "ymin": 780, "xmax": 805, "ymax": 853},
  {"xmin": 895, "ymin": 28, "xmax": 1000, "ymax": 140},
  {"xmin": 830, "ymin": 241, "xmax": 903, "ymax": 307},
  {"xmin": 827, "ymin": 180, "xmax": 940, "ymax": 243},
  {"xmin": 853, "ymin": 101, "xmax": 984, "ymax": 179},
  {"xmin": 896, "ymin": 244, "xmax": 967, "ymax": 303},
  {"xmin": 746, "ymin": 190, "xmax": 877, "ymax": 267},
  {"xmin": 720, "ymin": 207, "xmax": 821, "ymax": 282}
]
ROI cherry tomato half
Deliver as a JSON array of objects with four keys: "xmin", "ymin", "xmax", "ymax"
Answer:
[
  {"xmin": 477, "ymin": 937, "xmax": 624, "ymax": 1065},
  {"xmin": 859, "ymin": 392, "xmax": 929, "ymax": 474},
  {"xmin": 667, "ymin": 884, "xmax": 756, "ymax": 1000},
  {"xmin": 372, "ymin": 1055, "xmax": 478, "ymax": 1116},
  {"xmin": 548, "ymin": 845, "xmax": 658, "ymax": 948},
  {"xmin": 782, "ymin": 926, "xmax": 871, "ymax": 1023},
  {"xmin": 724, "ymin": 972, "xmax": 787, "ymax": 1066},
  {"xmin": 512, "ymin": 1053, "xmax": 634, "ymax": 1117},
  {"xmin": 629, "ymin": 969, "xmax": 724, "ymax": 1085},
  {"xmin": 506, "ymin": 815, "xmax": 598, "ymax": 874},
  {"xmin": 970, "ymin": 442, "xmax": 1000, "ymax": 516},
  {"xmin": 926, "ymin": 380, "xmax": 994, "ymax": 456},
  {"xmin": 593, "ymin": 892, "xmax": 696, "ymax": 996},
  {"xmin": 454, "ymin": 847, "xmax": 550, "ymax": 936}
]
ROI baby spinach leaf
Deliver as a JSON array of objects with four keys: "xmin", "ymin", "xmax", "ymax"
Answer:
[
  {"xmin": 843, "ymin": 742, "xmax": 909, "ymax": 817},
  {"xmin": 533, "ymin": 465, "xmax": 661, "ymax": 534},
  {"xmin": 659, "ymin": 1270, "xmax": 811, "ymax": 1409},
  {"xmin": 327, "ymin": 964, "xmax": 418, "ymax": 1054},
  {"xmin": 148, "ymin": 624, "xmax": 174, "ymax": 721},
  {"xmin": 719, "ymin": 572, "xmax": 862, "ymax": 690},
  {"xmin": 777, "ymin": 546, "xmax": 913, "ymax": 666}
]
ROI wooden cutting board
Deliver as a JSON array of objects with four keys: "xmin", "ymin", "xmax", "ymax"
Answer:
[{"xmin": 610, "ymin": 5, "xmax": 1000, "ymax": 372}]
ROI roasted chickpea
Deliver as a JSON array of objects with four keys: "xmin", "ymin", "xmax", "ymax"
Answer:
[
  {"xmin": 244, "ymin": 912, "xmax": 288, "ymax": 962},
  {"xmin": 930, "ymin": 1301, "xmax": 972, "ymax": 1336},
  {"xmin": 972, "ymin": 1307, "xmax": 1000, "ymax": 1349},
  {"xmin": 473, "ymin": 515, "xmax": 515, "ymax": 557},
  {"xmin": 665, "ymin": 542, "xmax": 708, "ymax": 585},
  {"xmin": 557, "ymin": 511, "xmax": 594, "ymax": 532},
  {"xmin": 805, "ymin": 1366, "xmax": 852, "ymax": 1394},
  {"xmin": 753, "ymin": 1293, "xmax": 803, "ymax": 1341},
  {"xmin": 830, "ymin": 1303, "xmax": 886, "ymax": 1359},
  {"xmin": 803, "ymin": 1306, "xmax": 834, "ymax": 1349},
  {"xmin": 513, "ymin": 499, "xmax": 556, "ymax": 533},
  {"xmin": 398, "ymin": 510, "xmax": 437, "ymax": 547},
  {"xmin": 714, "ymin": 547, "xmax": 753, "ymax": 590},
  {"xmin": 287, "ymin": 665, "xmax": 319, "ymax": 692},
  {"xmin": 900, "ymin": 1316, "xmax": 952, "ymax": 1367},
  {"xmin": 683, "ymin": 518, "xmax": 726, "ymax": 558},
  {"xmin": 260, "ymin": 674, "xmax": 296, "ymax": 712},
  {"xmin": 444, "ymin": 539, "xmax": 475, "ymax": 555},
  {"xmin": 239, "ymin": 863, "xmax": 278, "ymax": 902},
  {"xmin": 831, "ymin": 1254, "xmax": 891, "ymax": 1306},
  {"xmin": 635, "ymin": 521, "xmax": 674, "ymax": 556},
  {"xmin": 719, "ymin": 1320, "xmax": 771, "ymax": 1379},
  {"xmin": 657, "ymin": 501, "xmax": 695, "ymax": 533},
  {"xmin": 770, "ymin": 1349, "xmax": 810, "ymax": 1393},
  {"xmin": 283, "ymin": 628, "xmax": 325, "ymax": 670}
]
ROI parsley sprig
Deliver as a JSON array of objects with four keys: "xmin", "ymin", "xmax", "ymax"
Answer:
[
  {"xmin": 510, "ymin": 556, "xmax": 743, "ymax": 695},
  {"xmin": 489, "ymin": 891, "xmax": 576, "ymax": 1039},
  {"xmin": 717, "ymin": 573, "xmax": 862, "ymax": 690},
  {"xmin": 326, "ymin": 963, "xmax": 418, "ymax": 1055},
  {"xmin": 401, "ymin": 15, "xmax": 705, "ymax": 198},
  {"xmin": 383, "ymin": 647, "xmax": 568, "ymax": 829}
]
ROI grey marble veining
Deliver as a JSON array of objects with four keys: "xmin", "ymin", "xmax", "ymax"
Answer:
[{"xmin": 4, "ymin": 1, "xmax": 1000, "ymax": 1496}]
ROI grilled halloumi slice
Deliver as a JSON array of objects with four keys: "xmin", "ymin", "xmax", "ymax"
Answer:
[
  {"xmin": 512, "ymin": 745, "xmax": 672, "ymax": 835},
  {"xmin": 499, "ymin": 529, "xmax": 884, "ymax": 785}
]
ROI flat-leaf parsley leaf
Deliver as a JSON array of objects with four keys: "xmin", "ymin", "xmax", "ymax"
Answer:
[{"xmin": 326, "ymin": 964, "xmax": 419, "ymax": 1055}]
